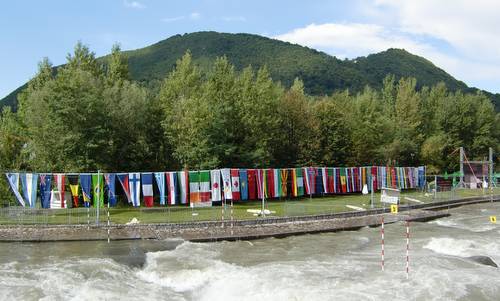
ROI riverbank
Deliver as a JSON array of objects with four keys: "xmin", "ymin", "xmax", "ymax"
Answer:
[{"xmin": 0, "ymin": 195, "xmax": 498, "ymax": 242}]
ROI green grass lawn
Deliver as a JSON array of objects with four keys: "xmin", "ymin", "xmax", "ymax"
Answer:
[{"xmin": 1, "ymin": 187, "xmax": 499, "ymax": 225}]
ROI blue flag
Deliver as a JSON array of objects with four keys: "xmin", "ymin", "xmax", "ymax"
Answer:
[
  {"xmin": 39, "ymin": 174, "xmax": 52, "ymax": 209},
  {"xmin": 6, "ymin": 173, "xmax": 25, "ymax": 206},
  {"xmin": 20, "ymin": 173, "xmax": 38, "ymax": 208},
  {"xmin": 129, "ymin": 172, "xmax": 141, "ymax": 207},
  {"xmin": 239, "ymin": 169, "xmax": 248, "ymax": 201},
  {"xmin": 80, "ymin": 174, "xmax": 92, "ymax": 208},
  {"xmin": 154, "ymin": 172, "xmax": 166, "ymax": 205},
  {"xmin": 315, "ymin": 168, "xmax": 323, "ymax": 194},
  {"xmin": 105, "ymin": 173, "xmax": 117, "ymax": 207}
]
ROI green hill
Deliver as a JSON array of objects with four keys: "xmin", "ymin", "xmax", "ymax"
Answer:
[{"xmin": 1, "ymin": 31, "xmax": 499, "ymax": 111}]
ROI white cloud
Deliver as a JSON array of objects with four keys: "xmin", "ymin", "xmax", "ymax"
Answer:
[
  {"xmin": 189, "ymin": 12, "xmax": 201, "ymax": 20},
  {"xmin": 123, "ymin": 0, "xmax": 145, "ymax": 9},
  {"xmin": 161, "ymin": 16, "xmax": 185, "ymax": 23}
]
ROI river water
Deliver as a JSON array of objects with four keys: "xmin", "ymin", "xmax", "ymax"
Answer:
[{"xmin": 1, "ymin": 203, "xmax": 499, "ymax": 301}]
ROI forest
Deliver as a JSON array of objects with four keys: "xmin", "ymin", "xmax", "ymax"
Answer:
[{"xmin": 1, "ymin": 42, "xmax": 499, "ymax": 199}]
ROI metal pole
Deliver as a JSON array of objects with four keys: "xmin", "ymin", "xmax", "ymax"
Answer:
[
  {"xmin": 406, "ymin": 220, "xmax": 410, "ymax": 280},
  {"xmin": 261, "ymin": 170, "xmax": 265, "ymax": 217},
  {"xmin": 459, "ymin": 147, "xmax": 465, "ymax": 187},
  {"xmin": 370, "ymin": 172, "xmax": 375, "ymax": 209},
  {"xmin": 434, "ymin": 175, "xmax": 437, "ymax": 201},
  {"xmin": 96, "ymin": 170, "xmax": 100, "ymax": 225},
  {"xmin": 221, "ymin": 192, "xmax": 225, "ymax": 228},
  {"xmin": 381, "ymin": 216, "xmax": 385, "ymax": 271},
  {"xmin": 489, "ymin": 147, "xmax": 494, "ymax": 202},
  {"xmin": 107, "ymin": 185, "xmax": 110, "ymax": 243},
  {"xmin": 231, "ymin": 198, "xmax": 234, "ymax": 236}
]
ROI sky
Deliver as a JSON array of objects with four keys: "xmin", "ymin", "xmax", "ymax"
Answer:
[{"xmin": 1, "ymin": 0, "xmax": 500, "ymax": 99}]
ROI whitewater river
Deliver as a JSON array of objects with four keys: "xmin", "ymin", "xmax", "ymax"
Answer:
[{"xmin": 1, "ymin": 202, "xmax": 499, "ymax": 301}]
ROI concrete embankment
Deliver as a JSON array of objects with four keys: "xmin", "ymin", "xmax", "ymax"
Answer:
[{"xmin": 0, "ymin": 195, "xmax": 498, "ymax": 242}]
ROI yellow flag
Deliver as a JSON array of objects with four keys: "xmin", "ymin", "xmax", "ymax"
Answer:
[
  {"xmin": 490, "ymin": 216, "xmax": 497, "ymax": 224},
  {"xmin": 391, "ymin": 204, "xmax": 398, "ymax": 214}
]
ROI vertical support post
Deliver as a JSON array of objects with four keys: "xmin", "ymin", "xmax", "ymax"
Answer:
[
  {"xmin": 406, "ymin": 220, "xmax": 410, "ymax": 280},
  {"xmin": 459, "ymin": 147, "xmax": 465, "ymax": 187},
  {"xmin": 221, "ymin": 193, "xmax": 225, "ymax": 228},
  {"xmin": 87, "ymin": 206, "xmax": 90, "ymax": 231},
  {"xmin": 381, "ymin": 216, "xmax": 385, "ymax": 271},
  {"xmin": 261, "ymin": 170, "xmax": 265, "ymax": 217},
  {"xmin": 107, "ymin": 189, "xmax": 110, "ymax": 243},
  {"xmin": 434, "ymin": 175, "xmax": 437, "ymax": 201},
  {"xmin": 370, "ymin": 172, "xmax": 375, "ymax": 209}
]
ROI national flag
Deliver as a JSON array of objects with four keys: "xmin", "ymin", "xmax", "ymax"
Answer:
[
  {"xmin": 391, "ymin": 167, "xmax": 397, "ymax": 188},
  {"xmin": 327, "ymin": 168, "xmax": 334, "ymax": 194},
  {"xmin": 129, "ymin": 172, "xmax": 141, "ymax": 207},
  {"xmin": 67, "ymin": 174, "xmax": 80, "ymax": 207},
  {"xmin": 256, "ymin": 169, "xmax": 264, "ymax": 199},
  {"xmin": 105, "ymin": 173, "xmax": 117, "ymax": 207},
  {"xmin": 79, "ymin": 174, "xmax": 92, "ymax": 207},
  {"xmin": 231, "ymin": 169, "xmax": 240, "ymax": 201},
  {"xmin": 280, "ymin": 169, "xmax": 288, "ymax": 197},
  {"xmin": 189, "ymin": 171, "xmax": 200, "ymax": 203},
  {"xmin": 40, "ymin": 174, "xmax": 52, "ymax": 208},
  {"xmin": 221, "ymin": 168, "xmax": 232, "ymax": 200},
  {"xmin": 177, "ymin": 171, "xmax": 188, "ymax": 205},
  {"xmin": 293, "ymin": 168, "xmax": 304, "ymax": 196},
  {"xmin": 142, "ymin": 173, "xmax": 154, "ymax": 207},
  {"xmin": 247, "ymin": 169, "xmax": 257, "ymax": 200},
  {"xmin": 321, "ymin": 168, "xmax": 328, "ymax": 194},
  {"xmin": 371, "ymin": 166, "xmax": 378, "ymax": 192},
  {"xmin": 340, "ymin": 168, "xmax": 347, "ymax": 193},
  {"xmin": 315, "ymin": 168, "xmax": 323, "ymax": 194},
  {"xmin": 210, "ymin": 170, "xmax": 222, "ymax": 202},
  {"xmin": 418, "ymin": 166, "xmax": 426, "ymax": 188},
  {"xmin": 51, "ymin": 173, "xmax": 66, "ymax": 209},
  {"xmin": 199, "ymin": 170, "xmax": 211, "ymax": 203},
  {"xmin": 20, "ymin": 173, "xmax": 38, "ymax": 208},
  {"xmin": 92, "ymin": 174, "xmax": 104, "ymax": 208},
  {"xmin": 154, "ymin": 172, "xmax": 166, "ymax": 205},
  {"xmin": 6, "ymin": 173, "xmax": 25, "ymax": 207},
  {"xmin": 166, "ymin": 172, "xmax": 178, "ymax": 205},
  {"xmin": 117, "ymin": 173, "xmax": 131, "ymax": 204},
  {"xmin": 265, "ymin": 169, "xmax": 275, "ymax": 198},
  {"xmin": 239, "ymin": 169, "xmax": 248, "ymax": 201}
]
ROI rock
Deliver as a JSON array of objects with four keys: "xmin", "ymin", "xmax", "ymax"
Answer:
[{"xmin": 466, "ymin": 256, "xmax": 498, "ymax": 268}]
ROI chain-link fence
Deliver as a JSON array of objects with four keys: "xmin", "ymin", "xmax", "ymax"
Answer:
[{"xmin": 1, "ymin": 179, "xmax": 499, "ymax": 226}]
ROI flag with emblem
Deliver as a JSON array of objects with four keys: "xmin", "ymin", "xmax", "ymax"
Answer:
[
  {"xmin": 79, "ymin": 174, "xmax": 92, "ymax": 207},
  {"xmin": 280, "ymin": 169, "xmax": 288, "ymax": 197},
  {"xmin": 210, "ymin": 170, "xmax": 221, "ymax": 202},
  {"xmin": 51, "ymin": 173, "xmax": 66, "ymax": 208},
  {"xmin": 92, "ymin": 174, "xmax": 104, "ymax": 208},
  {"xmin": 117, "ymin": 173, "xmax": 131, "ymax": 204},
  {"xmin": 247, "ymin": 169, "xmax": 257, "ymax": 200},
  {"xmin": 105, "ymin": 173, "xmax": 117, "ymax": 207},
  {"xmin": 221, "ymin": 168, "xmax": 232, "ymax": 200},
  {"xmin": 231, "ymin": 169, "xmax": 240, "ymax": 200},
  {"xmin": 239, "ymin": 169, "xmax": 248, "ymax": 200}
]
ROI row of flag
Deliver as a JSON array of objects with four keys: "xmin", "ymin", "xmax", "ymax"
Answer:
[{"xmin": 4, "ymin": 166, "xmax": 425, "ymax": 208}]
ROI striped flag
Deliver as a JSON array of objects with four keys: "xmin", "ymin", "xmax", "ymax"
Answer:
[
  {"xmin": 67, "ymin": 174, "xmax": 80, "ymax": 207},
  {"xmin": 129, "ymin": 172, "xmax": 141, "ymax": 207},
  {"xmin": 20, "ymin": 173, "xmax": 38, "ymax": 208},
  {"xmin": 154, "ymin": 172, "xmax": 166, "ymax": 205},
  {"xmin": 293, "ymin": 168, "xmax": 304, "ymax": 197},
  {"xmin": 166, "ymin": 172, "xmax": 178, "ymax": 205},
  {"xmin": 321, "ymin": 168, "xmax": 328, "ymax": 194},
  {"xmin": 142, "ymin": 173, "xmax": 154, "ymax": 207},
  {"xmin": 256, "ymin": 169, "xmax": 264, "ymax": 199},
  {"xmin": 51, "ymin": 173, "xmax": 66, "ymax": 208},
  {"xmin": 231, "ymin": 169, "xmax": 240, "ymax": 200},
  {"xmin": 189, "ymin": 171, "xmax": 201, "ymax": 203},
  {"xmin": 178, "ymin": 171, "xmax": 188, "ymax": 205},
  {"xmin": 6, "ymin": 173, "xmax": 25, "ymax": 207},
  {"xmin": 210, "ymin": 170, "xmax": 222, "ymax": 202},
  {"xmin": 199, "ymin": 170, "xmax": 211, "ymax": 203}
]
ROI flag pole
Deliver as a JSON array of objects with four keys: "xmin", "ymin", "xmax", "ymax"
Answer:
[{"xmin": 96, "ymin": 170, "xmax": 100, "ymax": 225}]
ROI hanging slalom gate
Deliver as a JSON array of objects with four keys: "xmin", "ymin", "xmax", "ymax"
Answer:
[{"xmin": 380, "ymin": 215, "xmax": 411, "ymax": 279}]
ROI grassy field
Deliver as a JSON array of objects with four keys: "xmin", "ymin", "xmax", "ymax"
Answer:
[{"xmin": 1, "ymin": 187, "xmax": 499, "ymax": 225}]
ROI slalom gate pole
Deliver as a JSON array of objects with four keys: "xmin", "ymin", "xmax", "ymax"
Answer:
[
  {"xmin": 87, "ymin": 205, "xmax": 90, "ymax": 231},
  {"xmin": 381, "ymin": 216, "xmax": 385, "ymax": 271},
  {"xmin": 107, "ymin": 198, "xmax": 110, "ymax": 243},
  {"xmin": 406, "ymin": 220, "xmax": 410, "ymax": 279},
  {"xmin": 231, "ymin": 198, "xmax": 234, "ymax": 236}
]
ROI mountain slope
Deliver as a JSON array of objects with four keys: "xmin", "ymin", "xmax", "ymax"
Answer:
[{"xmin": 1, "ymin": 31, "xmax": 499, "ymax": 111}]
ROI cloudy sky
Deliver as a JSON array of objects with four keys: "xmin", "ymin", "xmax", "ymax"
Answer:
[{"xmin": 1, "ymin": 0, "xmax": 499, "ymax": 98}]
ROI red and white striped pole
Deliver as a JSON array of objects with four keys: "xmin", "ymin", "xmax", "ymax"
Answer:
[
  {"xmin": 381, "ymin": 216, "xmax": 385, "ymax": 271},
  {"xmin": 406, "ymin": 220, "xmax": 410, "ymax": 279}
]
